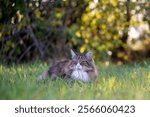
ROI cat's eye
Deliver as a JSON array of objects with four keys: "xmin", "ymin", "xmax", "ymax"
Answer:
[{"xmin": 81, "ymin": 61, "xmax": 89, "ymax": 66}]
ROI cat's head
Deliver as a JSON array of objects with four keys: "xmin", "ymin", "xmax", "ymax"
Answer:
[{"xmin": 69, "ymin": 49, "xmax": 96, "ymax": 71}]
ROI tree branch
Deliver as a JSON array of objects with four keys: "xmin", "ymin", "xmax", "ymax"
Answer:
[
  {"xmin": 24, "ymin": 0, "xmax": 45, "ymax": 59},
  {"xmin": 17, "ymin": 43, "xmax": 35, "ymax": 63}
]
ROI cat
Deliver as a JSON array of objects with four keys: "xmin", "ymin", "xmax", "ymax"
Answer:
[{"xmin": 37, "ymin": 49, "xmax": 98, "ymax": 83}]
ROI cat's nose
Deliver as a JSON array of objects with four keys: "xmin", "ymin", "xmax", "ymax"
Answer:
[{"xmin": 76, "ymin": 63, "xmax": 82, "ymax": 70}]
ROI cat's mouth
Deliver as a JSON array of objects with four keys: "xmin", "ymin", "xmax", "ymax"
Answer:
[
  {"xmin": 76, "ymin": 67, "xmax": 82, "ymax": 70},
  {"xmin": 69, "ymin": 66, "xmax": 93, "ymax": 71},
  {"xmin": 69, "ymin": 66, "xmax": 82, "ymax": 71}
]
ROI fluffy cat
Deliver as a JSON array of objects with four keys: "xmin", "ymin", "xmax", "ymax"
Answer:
[{"xmin": 37, "ymin": 49, "xmax": 98, "ymax": 83}]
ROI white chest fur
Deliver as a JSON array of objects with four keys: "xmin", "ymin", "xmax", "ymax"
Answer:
[{"xmin": 71, "ymin": 70, "xmax": 90, "ymax": 83}]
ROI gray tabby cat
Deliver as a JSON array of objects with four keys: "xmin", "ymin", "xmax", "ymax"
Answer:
[{"xmin": 37, "ymin": 50, "xmax": 98, "ymax": 83}]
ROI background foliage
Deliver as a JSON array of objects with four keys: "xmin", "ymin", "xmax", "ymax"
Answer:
[{"xmin": 0, "ymin": 0, "xmax": 150, "ymax": 64}]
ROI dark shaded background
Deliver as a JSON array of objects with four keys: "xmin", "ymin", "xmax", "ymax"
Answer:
[{"xmin": 0, "ymin": 0, "xmax": 150, "ymax": 64}]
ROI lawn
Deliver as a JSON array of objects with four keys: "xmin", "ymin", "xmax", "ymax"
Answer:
[{"xmin": 0, "ymin": 61, "xmax": 150, "ymax": 100}]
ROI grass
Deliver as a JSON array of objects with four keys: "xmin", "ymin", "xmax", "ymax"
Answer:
[{"xmin": 0, "ymin": 61, "xmax": 150, "ymax": 100}]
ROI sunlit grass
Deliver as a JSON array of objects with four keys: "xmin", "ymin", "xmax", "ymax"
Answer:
[{"xmin": 0, "ymin": 61, "xmax": 150, "ymax": 100}]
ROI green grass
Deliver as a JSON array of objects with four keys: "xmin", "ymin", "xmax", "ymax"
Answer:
[{"xmin": 0, "ymin": 61, "xmax": 150, "ymax": 100}]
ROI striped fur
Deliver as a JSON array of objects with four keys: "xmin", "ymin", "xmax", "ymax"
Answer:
[{"xmin": 37, "ymin": 50, "xmax": 98, "ymax": 83}]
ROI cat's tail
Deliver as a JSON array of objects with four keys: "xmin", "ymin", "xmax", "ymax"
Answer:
[{"xmin": 37, "ymin": 70, "xmax": 49, "ymax": 80}]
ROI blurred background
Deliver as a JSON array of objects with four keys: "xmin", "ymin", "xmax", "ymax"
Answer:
[{"xmin": 0, "ymin": 0, "xmax": 149, "ymax": 64}]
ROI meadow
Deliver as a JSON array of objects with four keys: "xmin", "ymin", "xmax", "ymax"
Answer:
[{"xmin": 0, "ymin": 61, "xmax": 150, "ymax": 100}]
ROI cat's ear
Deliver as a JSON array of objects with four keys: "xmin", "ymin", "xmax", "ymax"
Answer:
[
  {"xmin": 86, "ymin": 50, "xmax": 92, "ymax": 60},
  {"xmin": 70, "ymin": 49, "xmax": 76, "ymax": 58}
]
